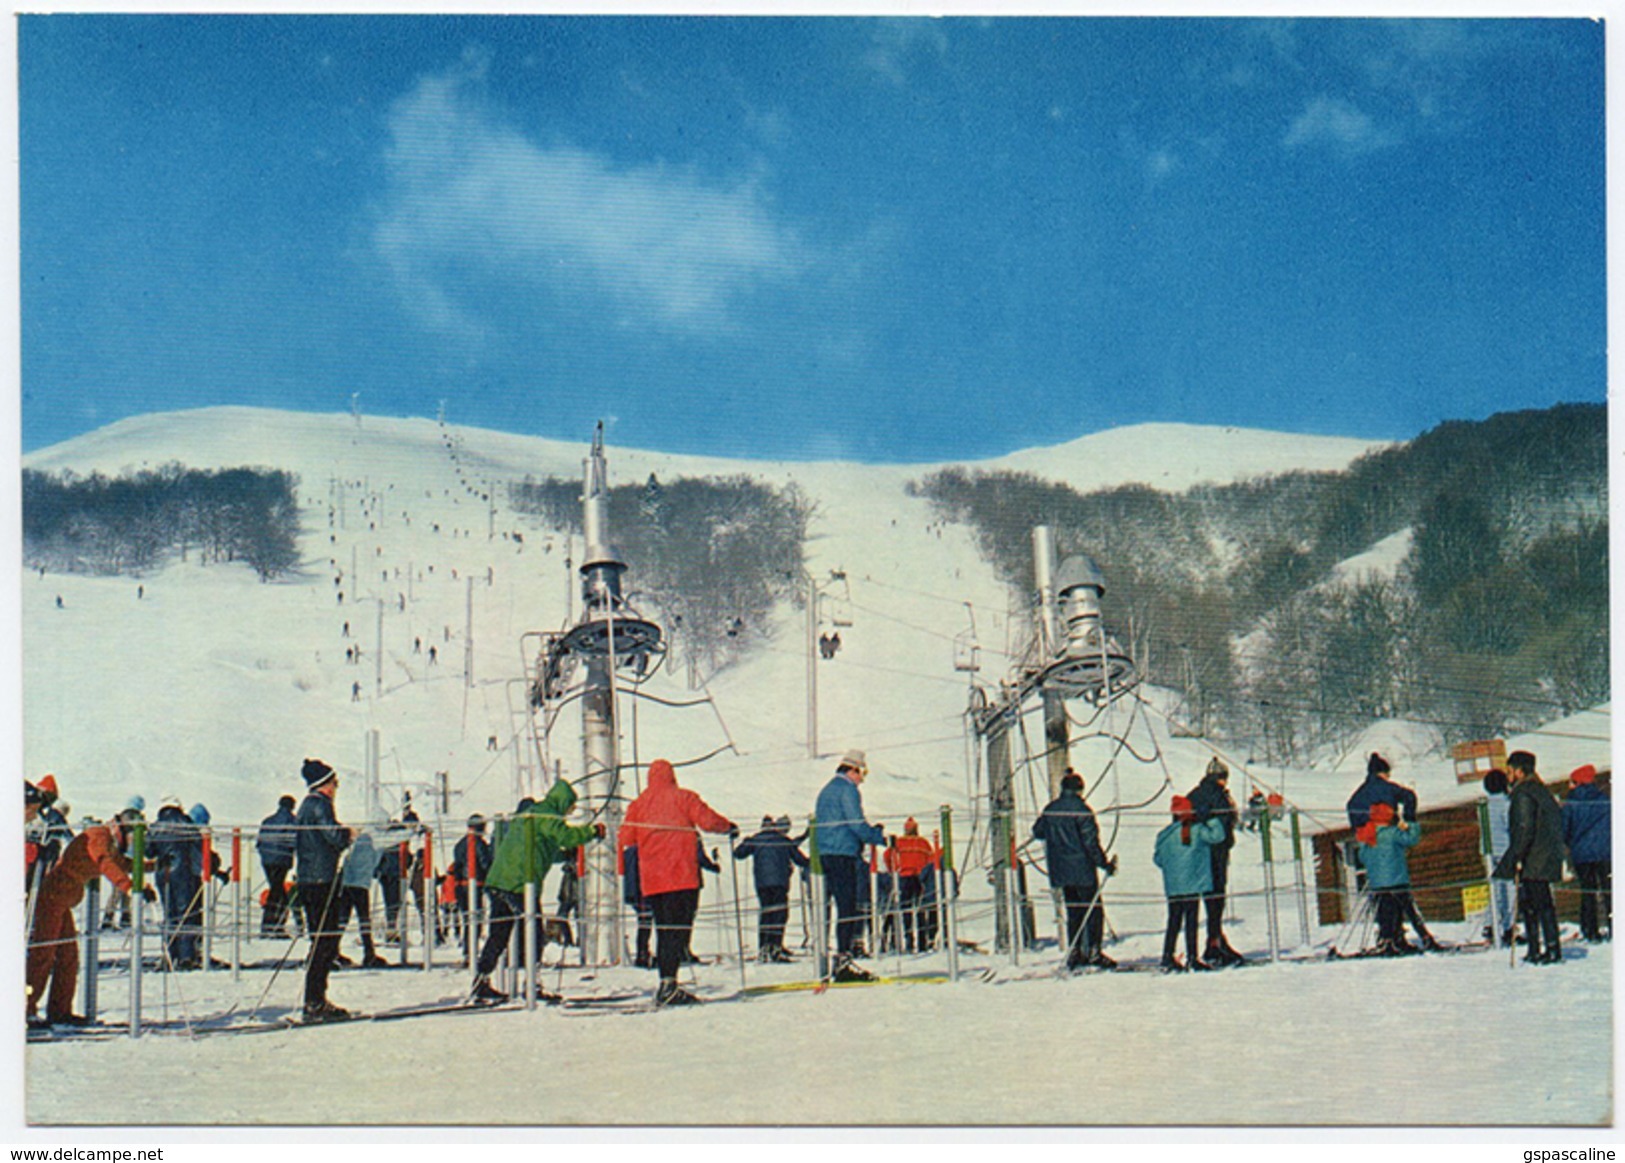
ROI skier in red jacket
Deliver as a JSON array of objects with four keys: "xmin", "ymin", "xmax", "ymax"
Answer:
[
  {"xmin": 618, "ymin": 759, "xmax": 734, "ymax": 1006},
  {"xmin": 28, "ymin": 811, "xmax": 152, "ymax": 1026}
]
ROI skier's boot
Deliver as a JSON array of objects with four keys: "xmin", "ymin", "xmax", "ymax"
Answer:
[
  {"xmin": 655, "ymin": 979, "xmax": 701, "ymax": 1007},
  {"xmin": 832, "ymin": 953, "xmax": 877, "ymax": 983},
  {"xmin": 470, "ymin": 974, "xmax": 509, "ymax": 1004}
]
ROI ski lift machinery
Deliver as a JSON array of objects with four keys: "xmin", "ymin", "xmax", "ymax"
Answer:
[{"xmin": 969, "ymin": 525, "xmax": 1139, "ymax": 952}]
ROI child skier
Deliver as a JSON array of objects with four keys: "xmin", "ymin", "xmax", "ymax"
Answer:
[{"xmin": 1153, "ymin": 795, "xmax": 1226, "ymax": 972}]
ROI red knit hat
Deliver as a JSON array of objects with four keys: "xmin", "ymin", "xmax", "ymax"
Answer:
[
  {"xmin": 1170, "ymin": 796, "xmax": 1196, "ymax": 821},
  {"xmin": 1570, "ymin": 764, "xmax": 1597, "ymax": 786},
  {"xmin": 1369, "ymin": 802, "xmax": 1396, "ymax": 825}
]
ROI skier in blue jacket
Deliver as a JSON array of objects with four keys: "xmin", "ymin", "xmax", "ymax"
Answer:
[
  {"xmin": 813, "ymin": 750, "xmax": 885, "ymax": 981},
  {"xmin": 1153, "ymin": 795, "xmax": 1225, "ymax": 972},
  {"xmin": 734, "ymin": 815, "xmax": 808, "ymax": 961},
  {"xmin": 1359, "ymin": 802, "xmax": 1421, "ymax": 956},
  {"xmin": 1562, "ymin": 764, "xmax": 1610, "ymax": 942}
]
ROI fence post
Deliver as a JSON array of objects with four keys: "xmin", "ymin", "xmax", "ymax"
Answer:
[
  {"xmin": 808, "ymin": 817, "xmax": 827, "ymax": 979},
  {"xmin": 422, "ymin": 832, "xmax": 434, "ymax": 973},
  {"xmin": 201, "ymin": 829, "xmax": 214, "ymax": 974},
  {"xmin": 231, "ymin": 828, "xmax": 242, "ymax": 981},
  {"xmin": 1260, "ymin": 814, "xmax": 1280, "ymax": 964},
  {"xmin": 940, "ymin": 806, "xmax": 959, "ymax": 983},
  {"xmin": 523, "ymin": 881, "xmax": 537, "ymax": 1012},
  {"xmin": 1478, "ymin": 800, "xmax": 1504, "ymax": 948},
  {"xmin": 1290, "ymin": 809, "xmax": 1311, "ymax": 947},
  {"xmin": 82, "ymin": 881, "xmax": 100, "ymax": 1023},
  {"xmin": 130, "ymin": 822, "xmax": 146, "ymax": 1038}
]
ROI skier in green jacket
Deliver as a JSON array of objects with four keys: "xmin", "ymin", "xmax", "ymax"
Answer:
[{"xmin": 472, "ymin": 779, "xmax": 603, "ymax": 1002}]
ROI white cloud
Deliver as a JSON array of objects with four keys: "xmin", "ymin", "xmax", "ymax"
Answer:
[
  {"xmin": 372, "ymin": 61, "xmax": 807, "ymax": 339},
  {"xmin": 862, "ymin": 19, "xmax": 949, "ymax": 87},
  {"xmin": 1282, "ymin": 95, "xmax": 1398, "ymax": 155}
]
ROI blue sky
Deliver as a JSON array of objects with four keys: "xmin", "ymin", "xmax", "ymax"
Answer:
[{"xmin": 19, "ymin": 16, "xmax": 1605, "ymax": 462}]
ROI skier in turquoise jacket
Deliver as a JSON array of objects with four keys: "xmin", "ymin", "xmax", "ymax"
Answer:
[{"xmin": 1153, "ymin": 795, "xmax": 1226, "ymax": 971}]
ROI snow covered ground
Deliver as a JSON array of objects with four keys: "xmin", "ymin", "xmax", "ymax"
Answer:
[{"xmin": 9, "ymin": 407, "xmax": 1614, "ymax": 1133}]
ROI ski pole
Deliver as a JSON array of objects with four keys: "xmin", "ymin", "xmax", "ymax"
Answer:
[{"xmin": 231, "ymin": 827, "xmax": 243, "ymax": 981}]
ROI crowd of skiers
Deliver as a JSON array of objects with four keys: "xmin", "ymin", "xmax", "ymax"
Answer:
[
  {"xmin": 1029, "ymin": 747, "xmax": 1610, "ymax": 975},
  {"xmin": 24, "ymin": 740, "xmax": 1610, "ymax": 1024}
]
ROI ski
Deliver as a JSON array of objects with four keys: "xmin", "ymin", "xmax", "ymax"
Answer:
[{"xmin": 743, "ymin": 971, "xmax": 949, "ymax": 995}]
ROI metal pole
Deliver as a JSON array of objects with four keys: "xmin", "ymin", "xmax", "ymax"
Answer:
[
  {"xmin": 465, "ymin": 827, "xmax": 478, "ymax": 979},
  {"xmin": 728, "ymin": 835, "xmax": 747, "ymax": 990},
  {"xmin": 130, "ymin": 822, "xmax": 146, "ymax": 1038},
  {"xmin": 523, "ymin": 881, "xmax": 538, "ymax": 1012},
  {"xmin": 806, "ymin": 573, "xmax": 818, "ymax": 758},
  {"xmin": 82, "ymin": 881, "xmax": 99, "ymax": 1023},
  {"xmin": 374, "ymin": 596, "xmax": 384, "ymax": 696},
  {"xmin": 808, "ymin": 818, "xmax": 827, "ymax": 979},
  {"xmin": 941, "ymin": 806, "xmax": 959, "ymax": 982},
  {"xmin": 1261, "ymin": 814, "xmax": 1280, "ymax": 964},
  {"xmin": 1290, "ymin": 809, "xmax": 1311, "ymax": 948},
  {"xmin": 1479, "ymin": 801, "xmax": 1504, "ymax": 948},
  {"xmin": 422, "ymin": 832, "xmax": 434, "ymax": 972},
  {"xmin": 201, "ymin": 830, "xmax": 214, "ymax": 974},
  {"xmin": 398, "ymin": 841, "xmax": 411, "ymax": 967},
  {"xmin": 231, "ymin": 828, "xmax": 243, "ymax": 980}
]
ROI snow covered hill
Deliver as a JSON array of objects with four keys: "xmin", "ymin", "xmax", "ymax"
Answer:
[{"xmin": 14, "ymin": 406, "xmax": 1613, "ymax": 1130}]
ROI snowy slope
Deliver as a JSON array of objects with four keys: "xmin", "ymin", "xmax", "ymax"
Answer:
[{"xmin": 13, "ymin": 406, "xmax": 1614, "ymax": 1130}]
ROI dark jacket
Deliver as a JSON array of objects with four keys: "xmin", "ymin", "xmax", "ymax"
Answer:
[
  {"xmin": 1188, "ymin": 773, "xmax": 1238, "ymax": 852},
  {"xmin": 256, "ymin": 804, "xmax": 298, "ymax": 866},
  {"xmin": 1494, "ymin": 775, "xmax": 1567, "ymax": 883},
  {"xmin": 1346, "ymin": 774, "xmax": 1419, "ymax": 829},
  {"xmin": 451, "ymin": 834, "xmax": 493, "ymax": 884},
  {"xmin": 295, "ymin": 791, "xmax": 351, "ymax": 886},
  {"xmin": 1032, "ymin": 789, "xmax": 1110, "ymax": 889},
  {"xmin": 1562, "ymin": 783, "xmax": 1611, "ymax": 866},
  {"xmin": 149, "ymin": 805, "xmax": 202, "ymax": 887},
  {"xmin": 734, "ymin": 825, "xmax": 809, "ymax": 891}
]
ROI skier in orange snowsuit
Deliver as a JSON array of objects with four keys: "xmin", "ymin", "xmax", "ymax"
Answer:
[{"xmin": 27, "ymin": 816, "xmax": 148, "ymax": 1024}]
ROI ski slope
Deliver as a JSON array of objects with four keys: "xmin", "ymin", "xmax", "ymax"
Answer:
[{"xmin": 12, "ymin": 406, "xmax": 1614, "ymax": 1130}]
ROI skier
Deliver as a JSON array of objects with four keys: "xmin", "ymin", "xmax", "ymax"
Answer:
[
  {"xmin": 1033, "ymin": 770, "xmax": 1118, "ymax": 972},
  {"xmin": 813, "ymin": 750, "xmax": 886, "ymax": 982},
  {"xmin": 470, "ymin": 779, "xmax": 602, "ymax": 1003},
  {"xmin": 1494, "ymin": 751, "xmax": 1568, "ymax": 965},
  {"xmin": 295, "ymin": 758, "xmax": 355, "ymax": 1022},
  {"xmin": 733, "ymin": 815, "xmax": 809, "ymax": 962},
  {"xmin": 620, "ymin": 759, "xmax": 735, "ymax": 1006},
  {"xmin": 28, "ymin": 809, "xmax": 152, "ymax": 1027},
  {"xmin": 1483, "ymin": 769, "xmax": 1515, "ymax": 945},
  {"xmin": 256, "ymin": 794, "xmax": 299, "ymax": 938},
  {"xmin": 148, "ymin": 796, "xmax": 204, "ymax": 969},
  {"xmin": 337, "ymin": 828, "xmax": 388, "ymax": 968},
  {"xmin": 884, "ymin": 818, "xmax": 936, "ymax": 953},
  {"xmin": 1562, "ymin": 764, "xmax": 1611, "ymax": 943},
  {"xmin": 1153, "ymin": 795, "xmax": 1224, "ymax": 972},
  {"xmin": 449, "ymin": 815, "xmax": 493, "ymax": 951},
  {"xmin": 1188, "ymin": 757, "xmax": 1244, "ymax": 966},
  {"xmin": 621, "ymin": 839, "xmax": 654, "ymax": 967},
  {"xmin": 1359, "ymin": 802, "xmax": 1422, "ymax": 956}
]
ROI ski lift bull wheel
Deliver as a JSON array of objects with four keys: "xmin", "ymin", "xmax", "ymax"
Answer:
[
  {"xmin": 1038, "ymin": 651, "xmax": 1138, "ymax": 701},
  {"xmin": 559, "ymin": 616, "xmax": 666, "ymax": 661}
]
